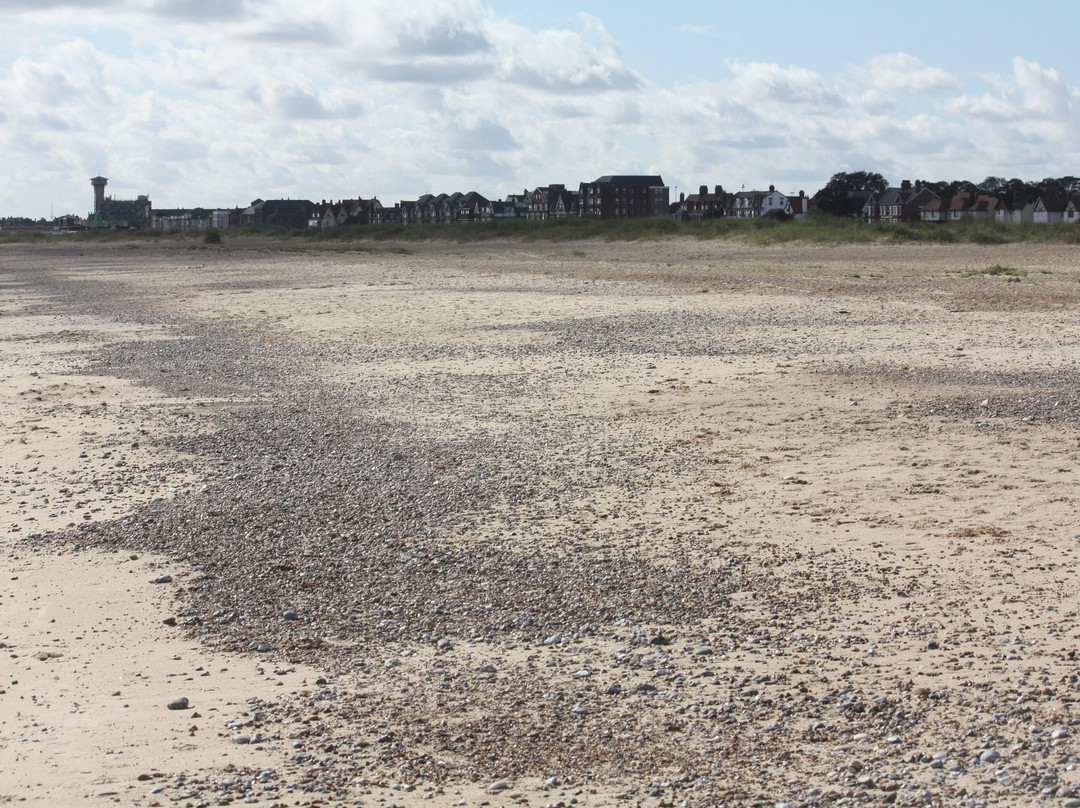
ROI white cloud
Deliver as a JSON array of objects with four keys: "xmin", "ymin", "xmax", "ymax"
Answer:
[
  {"xmin": 861, "ymin": 53, "xmax": 958, "ymax": 95},
  {"xmin": 727, "ymin": 61, "xmax": 845, "ymax": 109},
  {"xmin": 0, "ymin": 4, "xmax": 1078, "ymax": 218},
  {"xmin": 948, "ymin": 57, "xmax": 1080, "ymax": 122}
]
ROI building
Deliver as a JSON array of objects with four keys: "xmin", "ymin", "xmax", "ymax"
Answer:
[
  {"xmin": 309, "ymin": 197, "xmax": 384, "ymax": 228},
  {"xmin": 920, "ymin": 193, "xmax": 1007, "ymax": 223},
  {"xmin": 492, "ymin": 191, "xmax": 530, "ymax": 219},
  {"xmin": 579, "ymin": 175, "xmax": 668, "ymax": 219},
  {"xmin": 528, "ymin": 184, "xmax": 573, "ymax": 220},
  {"xmin": 862, "ymin": 181, "xmax": 938, "ymax": 223},
  {"xmin": 1065, "ymin": 194, "xmax": 1080, "ymax": 224},
  {"xmin": 89, "ymin": 176, "xmax": 152, "ymax": 229},
  {"xmin": 729, "ymin": 186, "xmax": 791, "ymax": 218},
  {"xmin": 151, "ymin": 208, "xmax": 213, "ymax": 232},
  {"xmin": 240, "ymin": 199, "xmax": 315, "ymax": 229},
  {"xmin": 673, "ymin": 185, "xmax": 729, "ymax": 220}
]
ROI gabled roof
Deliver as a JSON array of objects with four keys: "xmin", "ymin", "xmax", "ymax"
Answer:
[
  {"xmin": 1033, "ymin": 195, "xmax": 1067, "ymax": 213},
  {"xmin": 948, "ymin": 193, "xmax": 975, "ymax": 212}
]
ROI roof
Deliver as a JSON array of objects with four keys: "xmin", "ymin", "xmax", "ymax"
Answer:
[
  {"xmin": 590, "ymin": 175, "xmax": 665, "ymax": 187},
  {"xmin": 1034, "ymin": 195, "xmax": 1067, "ymax": 213},
  {"xmin": 261, "ymin": 199, "xmax": 314, "ymax": 211}
]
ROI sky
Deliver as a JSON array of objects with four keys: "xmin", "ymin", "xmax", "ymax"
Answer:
[{"xmin": 1, "ymin": 0, "xmax": 1078, "ymax": 219}]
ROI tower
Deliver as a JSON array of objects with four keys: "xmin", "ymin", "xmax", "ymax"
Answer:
[{"xmin": 90, "ymin": 176, "xmax": 108, "ymax": 217}]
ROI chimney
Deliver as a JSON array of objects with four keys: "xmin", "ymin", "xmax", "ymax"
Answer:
[
  {"xmin": 699, "ymin": 185, "xmax": 707, "ymax": 196},
  {"xmin": 799, "ymin": 190, "xmax": 805, "ymax": 198},
  {"xmin": 715, "ymin": 185, "xmax": 722, "ymax": 195},
  {"xmin": 901, "ymin": 180, "xmax": 911, "ymax": 191},
  {"xmin": 769, "ymin": 184, "xmax": 775, "ymax": 192},
  {"xmin": 679, "ymin": 192, "xmax": 685, "ymax": 203}
]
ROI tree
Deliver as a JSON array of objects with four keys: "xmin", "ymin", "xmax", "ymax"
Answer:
[
  {"xmin": 977, "ymin": 176, "xmax": 1007, "ymax": 197},
  {"xmin": 814, "ymin": 171, "xmax": 888, "ymax": 217}
]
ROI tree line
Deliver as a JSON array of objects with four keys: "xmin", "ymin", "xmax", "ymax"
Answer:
[{"xmin": 815, "ymin": 171, "xmax": 1080, "ymax": 217}]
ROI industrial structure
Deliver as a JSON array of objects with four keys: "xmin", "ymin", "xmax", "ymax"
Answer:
[{"xmin": 89, "ymin": 176, "xmax": 152, "ymax": 229}]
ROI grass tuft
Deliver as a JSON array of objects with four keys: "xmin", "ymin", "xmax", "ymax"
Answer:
[{"xmin": 6, "ymin": 215, "xmax": 1080, "ymax": 246}]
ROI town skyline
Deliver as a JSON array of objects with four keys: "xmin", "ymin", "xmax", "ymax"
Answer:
[{"xmin": 2, "ymin": 1, "xmax": 1079, "ymax": 220}]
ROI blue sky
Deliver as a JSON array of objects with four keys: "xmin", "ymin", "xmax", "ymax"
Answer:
[{"xmin": 1, "ymin": 1, "xmax": 1077, "ymax": 219}]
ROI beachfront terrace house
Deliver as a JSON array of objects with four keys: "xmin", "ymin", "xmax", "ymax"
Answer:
[
  {"xmin": 528, "ymin": 185, "xmax": 569, "ymax": 220},
  {"xmin": 1029, "ymin": 195, "xmax": 1067, "ymax": 224},
  {"xmin": 674, "ymin": 185, "xmax": 728, "ymax": 221},
  {"xmin": 862, "ymin": 181, "xmax": 937, "ymax": 223},
  {"xmin": 493, "ymin": 191, "xmax": 529, "ymax": 219},
  {"xmin": 920, "ymin": 193, "xmax": 1006, "ymax": 223},
  {"xmin": 453, "ymin": 192, "xmax": 493, "ymax": 222},
  {"xmin": 729, "ymin": 186, "xmax": 790, "ymax": 218},
  {"xmin": 151, "ymin": 207, "xmax": 213, "ymax": 232},
  {"xmin": 1066, "ymin": 194, "xmax": 1080, "ymax": 224},
  {"xmin": 310, "ymin": 197, "xmax": 384, "ymax": 228},
  {"xmin": 241, "ymin": 199, "xmax": 315, "ymax": 229}
]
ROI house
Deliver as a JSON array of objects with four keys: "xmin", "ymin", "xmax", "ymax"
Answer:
[
  {"xmin": 920, "ymin": 197, "xmax": 949, "ymax": 223},
  {"xmin": 212, "ymin": 208, "xmax": 244, "ymax": 228},
  {"xmin": 787, "ymin": 191, "xmax": 810, "ymax": 218},
  {"xmin": 493, "ymin": 191, "xmax": 529, "ymax": 219},
  {"xmin": 947, "ymin": 193, "xmax": 977, "ymax": 221},
  {"xmin": 550, "ymin": 187, "xmax": 580, "ymax": 218},
  {"xmin": 528, "ymin": 185, "xmax": 567, "ymax": 220},
  {"xmin": 240, "ymin": 199, "xmax": 314, "ymax": 229},
  {"xmin": 1030, "ymin": 195, "xmax": 1067, "ymax": 224},
  {"xmin": 920, "ymin": 193, "xmax": 1006, "ymax": 223},
  {"xmin": 373, "ymin": 203, "xmax": 403, "ymax": 225},
  {"xmin": 862, "ymin": 181, "xmax": 937, "ymax": 223},
  {"xmin": 674, "ymin": 185, "xmax": 728, "ymax": 221},
  {"xmin": 579, "ymin": 175, "xmax": 668, "ymax": 219},
  {"xmin": 310, "ymin": 197, "xmax": 385, "ymax": 228},
  {"xmin": 152, "ymin": 208, "xmax": 213, "ymax": 231},
  {"xmin": 1065, "ymin": 194, "xmax": 1080, "ymax": 224},
  {"xmin": 729, "ymin": 186, "xmax": 791, "ymax": 218},
  {"xmin": 453, "ymin": 191, "xmax": 492, "ymax": 222}
]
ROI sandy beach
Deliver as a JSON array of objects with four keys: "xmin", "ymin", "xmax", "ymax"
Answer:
[{"xmin": 2, "ymin": 236, "xmax": 1079, "ymax": 807}]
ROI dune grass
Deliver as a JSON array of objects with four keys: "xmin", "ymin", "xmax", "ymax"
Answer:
[{"xmin": 5, "ymin": 215, "xmax": 1080, "ymax": 246}]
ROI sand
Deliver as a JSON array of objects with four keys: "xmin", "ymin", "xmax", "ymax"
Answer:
[{"xmin": 1, "ymin": 236, "xmax": 1079, "ymax": 807}]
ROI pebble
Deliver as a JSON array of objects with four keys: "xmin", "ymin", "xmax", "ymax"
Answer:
[
  {"xmin": 166, "ymin": 697, "xmax": 190, "ymax": 710},
  {"xmin": 150, "ymin": 574, "xmax": 172, "ymax": 584},
  {"xmin": 33, "ymin": 246, "xmax": 1080, "ymax": 808},
  {"xmin": 283, "ymin": 610, "xmax": 298, "ymax": 620}
]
